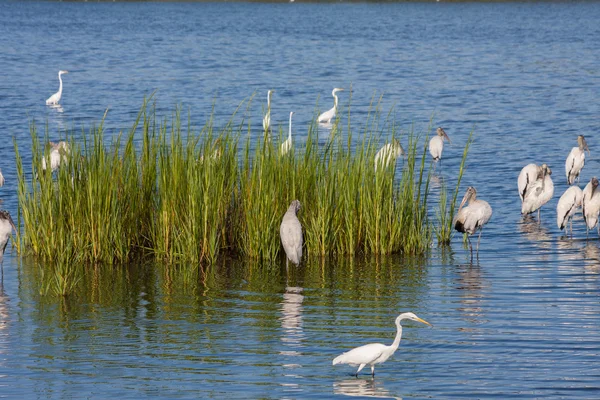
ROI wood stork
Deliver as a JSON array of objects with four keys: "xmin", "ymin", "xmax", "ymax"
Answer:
[
  {"xmin": 428, "ymin": 127, "xmax": 451, "ymax": 164},
  {"xmin": 521, "ymin": 164, "xmax": 554, "ymax": 221},
  {"xmin": 556, "ymin": 185, "xmax": 583, "ymax": 236},
  {"xmin": 280, "ymin": 200, "xmax": 303, "ymax": 265},
  {"xmin": 317, "ymin": 88, "xmax": 344, "ymax": 124},
  {"xmin": 582, "ymin": 177, "xmax": 600, "ymax": 237},
  {"xmin": 263, "ymin": 89, "xmax": 274, "ymax": 134},
  {"xmin": 374, "ymin": 139, "xmax": 405, "ymax": 171},
  {"xmin": 0, "ymin": 210, "xmax": 16, "ymax": 264},
  {"xmin": 46, "ymin": 70, "xmax": 69, "ymax": 105},
  {"xmin": 332, "ymin": 312, "xmax": 431, "ymax": 377},
  {"xmin": 41, "ymin": 141, "xmax": 70, "ymax": 172},
  {"xmin": 454, "ymin": 186, "xmax": 493, "ymax": 256},
  {"xmin": 517, "ymin": 163, "xmax": 542, "ymax": 202},
  {"xmin": 565, "ymin": 135, "xmax": 589, "ymax": 185},
  {"xmin": 280, "ymin": 112, "xmax": 294, "ymax": 155}
]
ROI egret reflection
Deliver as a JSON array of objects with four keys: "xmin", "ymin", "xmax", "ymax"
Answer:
[{"xmin": 333, "ymin": 378, "xmax": 401, "ymax": 399}]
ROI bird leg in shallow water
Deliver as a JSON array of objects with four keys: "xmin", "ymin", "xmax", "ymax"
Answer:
[
  {"xmin": 371, "ymin": 365, "xmax": 375, "ymax": 377},
  {"xmin": 476, "ymin": 228, "xmax": 484, "ymax": 256},
  {"xmin": 537, "ymin": 208, "xmax": 541, "ymax": 222}
]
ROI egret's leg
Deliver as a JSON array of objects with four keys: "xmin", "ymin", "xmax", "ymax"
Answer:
[
  {"xmin": 356, "ymin": 364, "xmax": 366, "ymax": 377},
  {"xmin": 371, "ymin": 365, "xmax": 375, "ymax": 377},
  {"xmin": 537, "ymin": 208, "xmax": 541, "ymax": 222}
]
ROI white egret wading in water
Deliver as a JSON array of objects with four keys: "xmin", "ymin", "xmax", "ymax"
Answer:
[
  {"xmin": 557, "ymin": 185, "xmax": 583, "ymax": 236},
  {"xmin": 263, "ymin": 90, "xmax": 274, "ymax": 134},
  {"xmin": 565, "ymin": 135, "xmax": 589, "ymax": 185},
  {"xmin": 41, "ymin": 141, "xmax": 70, "ymax": 172},
  {"xmin": 0, "ymin": 169, "xmax": 4, "ymax": 187},
  {"xmin": 332, "ymin": 312, "xmax": 431, "ymax": 377},
  {"xmin": 428, "ymin": 127, "xmax": 451, "ymax": 164},
  {"xmin": 46, "ymin": 70, "xmax": 69, "ymax": 105},
  {"xmin": 582, "ymin": 177, "xmax": 600, "ymax": 237},
  {"xmin": 521, "ymin": 164, "xmax": 554, "ymax": 221},
  {"xmin": 280, "ymin": 200, "xmax": 303, "ymax": 265},
  {"xmin": 0, "ymin": 210, "xmax": 16, "ymax": 264},
  {"xmin": 374, "ymin": 139, "xmax": 405, "ymax": 171},
  {"xmin": 280, "ymin": 112, "xmax": 294, "ymax": 155},
  {"xmin": 454, "ymin": 186, "xmax": 493, "ymax": 256},
  {"xmin": 518, "ymin": 163, "xmax": 542, "ymax": 203},
  {"xmin": 317, "ymin": 88, "xmax": 344, "ymax": 124}
]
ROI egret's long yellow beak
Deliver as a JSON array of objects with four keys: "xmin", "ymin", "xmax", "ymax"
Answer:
[{"xmin": 415, "ymin": 317, "xmax": 432, "ymax": 327}]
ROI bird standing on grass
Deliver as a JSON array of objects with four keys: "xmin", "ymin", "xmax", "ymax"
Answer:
[
  {"xmin": 332, "ymin": 312, "xmax": 431, "ymax": 377},
  {"xmin": 317, "ymin": 88, "xmax": 344, "ymax": 124},
  {"xmin": 454, "ymin": 186, "xmax": 493, "ymax": 257},
  {"xmin": 46, "ymin": 70, "xmax": 69, "ymax": 106},
  {"xmin": 565, "ymin": 135, "xmax": 589, "ymax": 185},
  {"xmin": 280, "ymin": 200, "xmax": 303, "ymax": 265}
]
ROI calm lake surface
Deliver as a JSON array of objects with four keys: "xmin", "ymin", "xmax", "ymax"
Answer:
[{"xmin": 1, "ymin": 1, "xmax": 600, "ymax": 398}]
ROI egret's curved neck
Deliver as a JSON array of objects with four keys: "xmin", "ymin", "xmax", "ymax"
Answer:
[
  {"xmin": 58, "ymin": 73, "xmax": 63, "ymax": 96},
  {"xmin": 267, "ymin": 93, "xmax": 271, "ymax": 109},
  {"xmin": 390, "ymin": 320, "xmax": 403, "ymax": 351},
  {"xmin": 288, "ymin": 114, "xmax": 293, "ymax": 140},
  {"xmin": 333, "ymin": 93, "xmax": 339, "ymax": 109}
]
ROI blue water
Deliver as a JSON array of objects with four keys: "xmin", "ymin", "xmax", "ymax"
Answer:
[{"xmin": 1, "ymin": 1, "xmax": 600, "ymax": 398}]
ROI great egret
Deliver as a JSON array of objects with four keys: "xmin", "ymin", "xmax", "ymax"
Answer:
[
  {"xmin": 565, "ymin": 135, "xmax": 589, "ymax": 185},
  {"xmin": 0, "ymin": 210, "xmax": 16, "ymax": 263},
  {"xmin": 317, "ymin": 88, "xmax": 344, "ymax": 124},
  {"xmin": 263, "ymin": 90, "xmax": 274, "ymax": 134},
  {"xmin": 557, "ymin": 185, "xmax": 583, "ymax": 236},
  {"xmin": 280, "ymin": 112, "xmax": 294, "ymax": 155},
  {"xmin": 280, "ymin": 199, "xmax": 303, "ymax": 265},
  {"xmin": 374, "ymin": 139, "xmax": 405, "ymax": 171},
  {"xmin": 454, "ymin": 186, "xmax": 493, "ymax": 256},
  {"xmin": 582, "ymin": 177, "xmax": 600, "ymax": 236},
  {"xmin": 428, "ymin": 127, "xmax": 451, "ymax": 164},
  {"xmin": 46, "ymin": 70, "xmax": 69, "ymax": 106},
  {"xmin": 0, "ymin": 169, "xmax": 4, "ymax": 187},
  {"xmin": 332, "ymin": 312, "xmax": 431, "ymax": 377},
  {"xmin": 518, "ymin": 163, "xmax": 542, "ymax": 203},
  {"xmin": 41, "ymin": 141, "xmax": 70, "ymax": 172},
  {"xmin": 521, "ymin": 164, "xmax": 554, "ymax": 221}
]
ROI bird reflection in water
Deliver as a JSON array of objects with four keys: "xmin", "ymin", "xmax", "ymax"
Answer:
[
  {"xmin": 333, "ymin": 378, "xmax": 401, "ymax": 399},
  {"xmin": 279, "ymin": 286, "xmax": 305, "ymax": 368},
  {"xmin": 519, "ymin": 217, "xmax": 553, "ymax": 252},
  {"xmin": 583, "ymin": 242, "xmax": 600, "ymax": 273},
  {"xmin": 455, "ymin": 264, "xmax": 488, "ymax": 326}
]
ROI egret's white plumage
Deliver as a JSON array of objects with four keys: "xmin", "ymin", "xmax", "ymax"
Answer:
[
  {"xmin": 0, "ymin": 169, "xmax": 4, "ymax": 187},
  {"xmin": 374, "ymin": 139, "xmax": 404, "ymax": 171},
  {"xmin": 332, "ymin": 312, "xmax": 431, "ymax": 377},
  {"xmin": 46, "ymin": 70, "xmax": 69, "ymax": 105},
  {"xmin": 41, "ymin": 141, "xmax": 70, "ymax": 172},
  {"xmin": 565, "ymin": 135, "xmax": 589, "ymax": 185},
  {"xmin": 263, "ymin": 90, "xmax": 274, "ymax": 134},
  {"xmin": 280, "ymin": 112, "xmax": 294, "ymax": 155},
  {"xmin": 454, "ymin": 186, "xmax": 492, "ymax": 255},
  {"xmin": 428, "ymin": 127, "xmax": 450, "ymax": 163},
  {"xmin": 0, "ymin": 210, "xmax": 16, "ymax": 263},
  {"xmin": 582, "ymin": 177, "xmax": 600, "ymax": 236},
  {"xmin": 317, "ymin": 88, "xmax": 344, "ymax": 124},
  {"xmin": 557, "ymin": 185, "xmax": 583, "ymax": 235},
  {"xmin": 521, "ymin": 164, "xmax": 554, "ymax": 220},
  {"xmin": 518, "ymin": 163, "xmax": 541, "ymax": 202},
  {"xmin": 280, "ymin": 200, "xmax": 303, "ymax": 265}
]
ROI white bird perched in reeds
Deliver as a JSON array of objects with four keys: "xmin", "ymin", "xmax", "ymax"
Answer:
[
  {"xmin": 280, "ymin": 199, "xmax": 303, "ymax": 265},
  {"xmin": 565, "ymin": 135, "xmax": 589, "ymax": 185},
  {"xmin": 374, "ymin": 139, "xmax": 405, "ymax": 171},
  {"xmin": 556, "ymin": 185, "xmax": 583, "ymax": 236},
  {"xmin": 46, "ymin": 70, "xmax": 69, "ymax": 106},
  {"xmin": 0, "ymin": 210, "xmax": 16, "ymax": 264},
  {"xmin": 263, "ymin": 89, "xmax": 274, "ymax": 134},
  {"xmin": 317, "ymin": 88, "xmax": 344, "ymax": 124},
  {"xmin": 332, "ymin": 312, "xmax": 431, "ymax": 377},
  {"xmin": 454, "ymin": 186, "xmax": 492, "ymax": 256},
  {"xmin": 0, "ymin": 169, "xmax": 4, "ymax": 187},
  {"xmin": 280, "ymin": 112, "xmax": 294, "ymax": 155},
  {"xmin": 521, "ymin": 164, "xmax": 554, "ymax": 220},
  {"xmin": 582, "ymin": 177, "xmax": 600, "ymax": 236},
  {"xmin": 518, "ymin": 163, "xmax": 542, "ymax": 203},
  {"xmin": 41, "ymin": 141, "xmax": 70, "ymax": 172},
  {"xmin": 428, "ymin": 127, "xmax": 451, "ymax": 164}
]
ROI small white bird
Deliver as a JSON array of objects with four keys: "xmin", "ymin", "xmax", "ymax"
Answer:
[
  {"xmin": 280, "ymin": 200, "xmax": 303, "ymax": 265},
  {"xmin": 263, "ymin": 89, "xmax": 274, "ymax": 134},
  {"xmin": 280, "ymin": 112, "xmax": 294, "ymax": 155},
  {"xmin": 582, "ymin": 177, "xmax": 600, "ymax": 236},
  {"xmin": 428, "ymin": 127, "xmax": 451, "ymax": 164},
  {"xmin": 46, "ymin": 70, "xmax": 69, "ymax": 106},
  {"xmin": 41, "ymin": 141, "xmax": 70, "ymax": 172},
  {"xmin": 0, "ymin": 210, "xmax": 16, "ymax": 263},
  {"xmin": 565, "ymin": 135, "xmax": 589, "ymax": 185},
  {"xmin": 317, "ymin": 88, "xmax": 344, "ymax": 124},
  {"xmin": 521, "ymin": 164, "xmax": 554, "ymax": 220},
  {"xmin": 0, "ymin": 169, "xmax": 4, "ymax": 187},
  {"xmin": 374, "ymin": 139, "xmax": 405, "ymax": 171},
  {"xmin": 454, "ymin": 186, "xmax": 493, "ymax": 256},
  {"xmin": 518, "ymin": 163, "xmax": 542, "ymax": 202},
  {"xmin": 556, "ymin": 185, "xmax": 583, "ymax": 236},
  {"xmin": 332, "ymin": 312, "xmax": 431, "ymax": 377}
]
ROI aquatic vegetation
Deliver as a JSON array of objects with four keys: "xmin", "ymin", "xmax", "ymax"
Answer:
[{"xmin": 15, "ymin": 98, "xmax": 470, "ymax": 270}]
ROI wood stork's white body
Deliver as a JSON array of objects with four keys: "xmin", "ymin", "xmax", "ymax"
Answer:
[
  {"xmin": 317, "ymin": 88, "xmax": 344, "ymax": 124},
  {"xmin": 565, "ymin": 135, "xmax": 589, "ymax": 185},
  {"xmin": 518, "ymin": 163, "xmax": 540, "ymax": 202},
  {"xmin": 374, "ymin": 139, "xmax": 404, "ymax": 171},
  {"xmin": 280, "ymin": 112, "xmax": 294, "ymax": 155},
  {"xmin": 280, "ymin": 200, "xmax": 303, "ymax": 265},
  {"xmin": 46, "ymin": 70, "xmax": 68, "ymax": 105},
  {"xmin": 521, "ymin": 164, "xmax": 554, "ymax": 219},
  {"xmin": 0, "ymin": 210, "xmax": 16, "ymax": 263},
  {"xmin": 428, "ymin": 127, "xmax": 450, "ymax": 162},
  {"xmin": 454, "ymin": 186, "xmax": 492, "ymax": 255},
  {"xmin": 556, "ymin": 185, "xmax": 583, "ymax": 234},
  {"xmin": 582, "ymin": 177, "xmax": 600, "ymax": 234}
]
